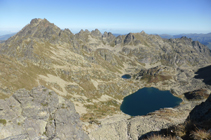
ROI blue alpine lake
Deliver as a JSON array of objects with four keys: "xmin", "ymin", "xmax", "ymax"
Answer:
[
  {"xmin": 122, "ymin": 74, "xmax": 131, "ymax": 79},
  {"xmin": 120, "ymin": 87, "xmax": 182, "ymax": 116}
]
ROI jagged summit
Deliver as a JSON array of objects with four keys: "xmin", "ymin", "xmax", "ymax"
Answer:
[
  {"xmin": 30, "ymin": 18, "xmax": 42, "ymax": 25},
  {"xmin": 4, "ymin": 18, "xmax": 61, "ymax": 43},
  {"xmin": 29, "ymin": 18, "xmax": 49, "ymax": 25},
  {"xmin": 91, "ymin": 29, "xmax": 102, "ymax": 38}
]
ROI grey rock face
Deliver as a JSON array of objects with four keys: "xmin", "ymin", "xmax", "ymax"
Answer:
[
  {"xmin": 102, "ymin": 32, "xmax": 115, "ymax": 45},
  {"xmin": 115, "ymin": 35, "xmax": 123, "ymax": 45},
  {"xmin": 0, "ymin": 86, "xmax": 89, "ymax": 140},
  {"xmin": 124, "ymin": 33, "xmax": 135, "ymax": 45},
  {"xmin": 188, "ymin": 94, "xmax": 211, "ymax": 123},
  {"xmin": 89, "ymin": 103, "xmax": 195, "ymax": 140}
]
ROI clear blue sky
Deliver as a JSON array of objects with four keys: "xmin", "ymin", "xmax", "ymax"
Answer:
[{"xmin": 0, "ymin": 0, "xmax": 211, "ymax": 35}]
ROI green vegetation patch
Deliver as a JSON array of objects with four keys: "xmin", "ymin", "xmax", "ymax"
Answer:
[
  {"xmin": 0, "ymin": 119, "xmax": 7, "ymax": 125},
  {"xmin": 41, "ymin": 102, "xmax": 48, "ymax": 106},
  {"xmin": 81, "ymin": 99, "xmax": 120, "ymax": 122},
  {"xmin": 141, "ymin": 75, "xmax": 172, "ymax": 83}
]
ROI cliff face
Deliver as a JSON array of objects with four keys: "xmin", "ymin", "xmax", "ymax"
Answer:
[{"xmin": 0, "ymin": 86, "xmax": 89, "ymax": 140}]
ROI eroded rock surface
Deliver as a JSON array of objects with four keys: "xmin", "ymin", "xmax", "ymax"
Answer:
[
  {"xmin": 88, "ymin": 103, "xmax": 197, "ymax": 140},
  {"xmin": 0, "ymin": 86, "xmax": 89, "ymax": 140}
]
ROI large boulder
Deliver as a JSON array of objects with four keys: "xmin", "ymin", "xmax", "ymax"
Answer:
[{"xmin": 0, "ymin": 86, "xmax": 89, "ymax": 140}]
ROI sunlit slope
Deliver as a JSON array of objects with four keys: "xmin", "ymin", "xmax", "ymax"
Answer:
[{"xmin": 0, "ymin": 18, "xmax": 210, "ymax": 121}]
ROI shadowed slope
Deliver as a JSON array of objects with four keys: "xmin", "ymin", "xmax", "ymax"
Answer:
[{"xmin": 194, "ymin": 65, "xmax": 211, "ymax": 85}]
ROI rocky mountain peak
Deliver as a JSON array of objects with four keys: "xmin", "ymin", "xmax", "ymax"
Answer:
[
  {"xmin": 28, "ymin": 18, "xmax": 54, "ymax": 29},
  {"xmin": 91, "ymin": 29, "xmax": 102, "ymax": 38},
  {"xmin": 11, "ymin": 18, "xmax": 61, "ymax": 41},
  {"xmin": 140, "ymin": 30, "xmax": 146, "ymax": 35},
  {"xmin": 180, "ymin": 36, "xmax": 192, "ymax": 42},
  {"xmin": 78, "ymin": 29, "xmax": 90, "ymax": 35},
  {"xmin": 79, "ymin": 29, "xmax": 84, "ymax": 33},
  {"xmin": 30, "ymin": 18, "xmax": 43, "ymax": 25},
  {"xmin": 62, "ymin": 28, "xmax": 73, "ymax": 35},
  {"xmin": 103, "ymin": 31, "xmax": 114, "ymax": 37},
  {"xmin": 0, "ymin": 18, "xmax": 64, "ymax": 62},
  {"xmin": 103, "ymin": 31, "xmax": 108, "ymax": 35},
  {"xmin": 84, "ymin": 29, "xmax": 90, "ymax": 33},
  {"xmin": 102, "ymin": 31, "xmax": 115, "ymax": 44},
  {"xmin": 124, "ymin": 33, "xmax": 135, "ymax": 44}
]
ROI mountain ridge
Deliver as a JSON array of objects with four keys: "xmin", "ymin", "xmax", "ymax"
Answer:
[{"xmin": 159, "ymin": 32, "xmax": 211, "ymax": 49}]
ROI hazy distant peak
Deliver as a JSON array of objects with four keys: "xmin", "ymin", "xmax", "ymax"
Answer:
[
  {"xmin": 108, "ymin": 32, "xmax": 113, "ymax": 35},
  {"xmin": 93, "ymin": 29, "xmax": 100, "ymax": 32},
  {"xmin": 84, "ymin": 29, "xmax": 90, "ymax": 33},
  {"xmin": 180, "ymin": 36, "xmax": 189, "ymax": 39},
  {"xmin": 140, "ymin": 30, "xmax": 146, "ymax": 35},
  {"xmin": 180, "ymin": 36, "xmax": 192, "ymax": 41},
  {"xmin": 79, "ymin": 29, "xmax": 84, "ymax": 32},
  {"xmin": 79, "ymin": 29, "xmax": 90, "ymax": 34}
]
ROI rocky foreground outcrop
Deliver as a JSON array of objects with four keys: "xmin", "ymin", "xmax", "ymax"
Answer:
[
  {"xmin": 0, "ymin": 86, "xmax": 210, "ymax": 140},
  {"xmin": 88, "ymin": 102, "xmax": 197, "ymax": 140},
  {"xmin": 0, "ymin": 86, "xmax": 89, "ymax": 140},
  {"xmin": 164, "ymin": 94, "xmax": 211, "ymax": 140}
]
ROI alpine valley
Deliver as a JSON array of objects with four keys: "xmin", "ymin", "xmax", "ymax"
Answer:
[{"xmin": 0, "ymin": 18, "xmax": 211, "ymax": 140}]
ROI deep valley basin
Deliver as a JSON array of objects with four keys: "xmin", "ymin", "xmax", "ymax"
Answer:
[{"xmin": 120, "ymin": 87, "xmax": 182, "ymax": 116}]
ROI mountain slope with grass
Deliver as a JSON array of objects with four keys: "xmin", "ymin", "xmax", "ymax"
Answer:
[{"xmin": 0, "ymin": 18, "xmax": 211, "ymax": 139}]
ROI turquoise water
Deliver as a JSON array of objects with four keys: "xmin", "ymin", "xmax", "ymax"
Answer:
[
  {"xmin": 120, "ymin": 87, "xmax": 182, "ymax": 116},
  {"xmin": 122, "ymin": 74, "xmax": 131, "ymax": 79}
]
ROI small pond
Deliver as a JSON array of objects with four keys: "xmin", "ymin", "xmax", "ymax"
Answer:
[
  {"xmin": 120, "ymin": 87, "xmax": 182, "ymax": 116},
  {"xmin": 122, "ymin": 74, "xmax": 131, "ymax": 79}
]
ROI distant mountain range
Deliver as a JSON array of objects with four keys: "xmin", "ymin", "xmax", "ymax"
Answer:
[
  {"xmin": 1, "ymin": 31, "xmax": 211, "ymax": 50},
  {"xmin": 159, "ymin": 33, "xmax": 211, "ymax": 49},
  {"xmin": 0, "ymin": 33, "xmax": 16, "ymax": 41}
]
